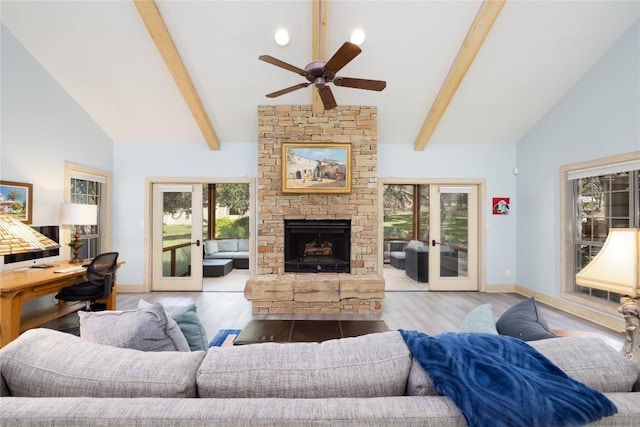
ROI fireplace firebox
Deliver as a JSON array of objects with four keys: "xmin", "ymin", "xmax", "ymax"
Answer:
[{"xmin": 284, "ymin": 220, "xmax": 351, "ymax": 273}]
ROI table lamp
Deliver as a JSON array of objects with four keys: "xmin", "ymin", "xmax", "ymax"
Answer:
[
  {"xmin": 576, "ymin": 228, "xmax": 639, "ymax": 366},
  {"xmin": 0, "ymin": 211, "xmax": 60, "ymax": 255},
  {"xmin": 58, "ymin": 203, "xmax": 97, "ymax": 264}
]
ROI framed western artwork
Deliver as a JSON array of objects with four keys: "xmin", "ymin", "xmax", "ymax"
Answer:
[
  {"xmin": 0, "ymin": 180, "xmax": 33, "ymax": 224},
  {"xmin": 281, "ymin": 142, "xmax": 352, "ymax": 194}
]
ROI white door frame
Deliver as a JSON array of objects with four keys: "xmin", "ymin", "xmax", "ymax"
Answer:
[
  {"xmin": 143, "ymin": 177, "xmax": 256, "ymax": 293},
  {"xmin": 377, "ymin": 178, "xmax": 486, "ymax": 292}
]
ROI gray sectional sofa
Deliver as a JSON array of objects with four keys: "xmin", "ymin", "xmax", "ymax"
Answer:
[
  {"xmin": 203, "ymin": 238, "xmax": 249, "ymax": 269},
  {"xmin": 1, "ymin": 328, "xmax": 639, "ymax": 426}
]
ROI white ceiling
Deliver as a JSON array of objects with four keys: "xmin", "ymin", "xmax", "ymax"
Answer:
[{"xmin": 2, "ymin": 1, "xmax": 638, "ymax": 148}]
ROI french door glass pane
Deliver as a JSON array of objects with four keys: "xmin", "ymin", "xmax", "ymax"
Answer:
[
  {"xmin": 440, "ymin": 192, "xmax": 468, "ymax": 278},
  {"xmin": 162, "ymin": 191, "xmax": 192, "ymax": 278}
]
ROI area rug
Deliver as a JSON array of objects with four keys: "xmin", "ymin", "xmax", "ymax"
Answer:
[{"xmin": 209, "ymin": 329, "xmax": 242, "ymax": 347}]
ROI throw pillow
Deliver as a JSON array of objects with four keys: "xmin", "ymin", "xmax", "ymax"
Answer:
[
  {"xmin": 496, "ymin": 297, "xmax": 557, "ymax": 341},
  {"xmin": 458, "ymin": 303, "xmax": 498, "ymax": 334},
  {"xmin": 204, "ymin": 240, "xmax": 219, "ymax": 255},
  {"xmin": 79, "ymin": 303, "xmax": 190, "ymax": 352},
  {"xmin": 138, "ymin": 299, "xmax": 208, "ymax": 351}
]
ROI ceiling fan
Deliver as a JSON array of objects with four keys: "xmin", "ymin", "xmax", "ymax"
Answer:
[{"xmin": 259, "ymin": 41, "xmax": 386, "ymax": 110}]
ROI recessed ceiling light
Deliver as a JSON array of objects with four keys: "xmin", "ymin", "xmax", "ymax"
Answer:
[
  {"xmin": 350, "ymin": 28, "xmax": 365, "ymax": 46},
  {"xmin": 274, "ymin": 28, "xmax": 290, "ymax": 47}
]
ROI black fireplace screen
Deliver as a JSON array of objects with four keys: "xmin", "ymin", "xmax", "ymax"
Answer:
[{"xmin": 284, "ymin": 219, "xmax": 351, "ymax": 273}]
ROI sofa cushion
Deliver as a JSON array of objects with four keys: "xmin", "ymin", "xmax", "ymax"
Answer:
[
  {"xmin": 458, "ymin": 304, "xmax": 498, "ymax": 335},
  {"xmin": 203, "ymin": 240, "xmax": 218, "ymax": 255},
  {"xmin": 79, "ymin": 303, "xmax": 190, "ymax": 352},
  {"xmin": 237, "ymin": 238, "xmax": 249, "ymax": 252},
  {"xmin": 529, "ymin": 335, "xmax": 639, "ymax": 393},
  {"xmin": 0, "ymin": 328, "xmax": 205, "ymax": 398},
  {"xmin": 496, "ymin": 297, "xmax": 557, "ymax": 341},
  {"xmin": 138, "ymin": 300, "xmax": 208, "ymax": 351},
  {"xmin": 216, "ymin": 239, "xmax": 238, "ymax": 252},
  {"xmin": 197, "ymin": 331, "xmax": 412, "ymax": 398}
]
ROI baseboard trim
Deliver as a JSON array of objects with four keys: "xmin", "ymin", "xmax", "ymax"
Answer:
[
  {"xmin": 117, "ymin": 284, "xmax": 145, "ymax": 293},
  {"xmin": 512, "ymin": 286, "xmax": 624, "ymax": 333}
]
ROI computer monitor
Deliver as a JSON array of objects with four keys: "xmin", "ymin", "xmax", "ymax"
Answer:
[{"xmin": 3, "ymin": 225, "xmax": 61, "ymax": 264}]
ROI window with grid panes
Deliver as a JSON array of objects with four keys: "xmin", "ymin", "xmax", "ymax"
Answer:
[
  {"xmin": 572, "ymin": 168, "xmax": 639, "ymax": 303},
  {"xmin": 70, "ymin": 177, "xmax": 102, "ymax": 260}
]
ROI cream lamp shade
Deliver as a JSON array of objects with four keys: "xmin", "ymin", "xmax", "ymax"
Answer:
[
  {"xmin": 58, "ymin": 203, "xmax": 98, "ymax": 226},
  {"xmin": 58, "ymin": 203, "xmax": 97, "ymax": 263},
  {"xmin": 0, "ymin": 210, "xmax": 60, "ymax": 255},
  {"xmin": 575, "ymin": 228, "xmax": 639, "ymax": 298}
]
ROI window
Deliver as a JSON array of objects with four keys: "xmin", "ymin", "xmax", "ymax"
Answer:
[
  {"xmin": 566, "ymin": 158, "xmax": 640, "ymax": 305},
  {"xmin": 203, "ymin": 183, "xmax": 250, "ymax": 240},
  {"xmin": 65, "ymin": 164, "xmax": 110, "ymax": 260}
]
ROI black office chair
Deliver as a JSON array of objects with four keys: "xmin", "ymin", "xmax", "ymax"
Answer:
[{"xmin": 56, "ymin": 252, "xmax": 119, "ymax": 311}]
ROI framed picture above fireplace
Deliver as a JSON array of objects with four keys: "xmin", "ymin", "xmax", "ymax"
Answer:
[{"xmin": 281, "ymin": 142, "xmax": 352, "ymax": 194}]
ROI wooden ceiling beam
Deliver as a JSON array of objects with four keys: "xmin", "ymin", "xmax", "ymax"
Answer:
[
  {"xmin": 134, "ymin": 0, "xmax": 220, "ymax": 150},
  {"xmin": 414, "ymin": 0, "xmax": 505, "ymax": 151},
  {"xmin": 311, "ymin": 0, "xmax": 328, "ymax": 114}
]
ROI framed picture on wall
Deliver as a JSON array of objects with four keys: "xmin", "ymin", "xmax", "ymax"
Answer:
[
  {"xmin": 281, "ymin": 142, "xmax": 352, "ymax": 194},
  {"xmin": 0, "ymin": 180, "xmax": 33, "ymax": 224}
]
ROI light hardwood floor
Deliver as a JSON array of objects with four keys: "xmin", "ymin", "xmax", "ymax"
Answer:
[
  {"xmin": 117, "ymin": 290, "xmax": 624, "ymax": 347},
  {"xmin": 46, "ymin": 265, "xmax": 625, "ymax": 349}
]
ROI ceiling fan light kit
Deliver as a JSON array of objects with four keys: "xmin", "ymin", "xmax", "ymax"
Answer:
[
  {"xmin": 274, "ymin": 28, "xmax": 290, "ymax": 47},
  {"xmin": 350, "ymin": 28, "xmax": 366, "ymax": 46},
  {"xmin": 259, "ymin": 41, "xmax": 386, "ymax": 110}
]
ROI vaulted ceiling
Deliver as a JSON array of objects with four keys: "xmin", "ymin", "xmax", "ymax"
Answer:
[{"xmin": 2, "ymin": 1, "xmax": 638, "ymax": 150}]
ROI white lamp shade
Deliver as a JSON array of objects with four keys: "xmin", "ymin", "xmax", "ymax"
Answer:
[
  {"xmin": 576, "ymin": 228, "xmax": 640, "ymax": 297},
  {"xmin": 58, "ymin": 203, "xmax": 98, "ymax": 226}
]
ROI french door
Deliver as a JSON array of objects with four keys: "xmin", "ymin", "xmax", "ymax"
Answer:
[
  {"xmin": 428, "ymin": 185, "xmax": 478, "ymax": 291},
  {"xmin": 151, "ymin": 184, "xmax": 203, "ymax": 291}
]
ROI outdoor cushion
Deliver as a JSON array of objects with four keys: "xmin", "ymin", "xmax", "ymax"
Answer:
[
  {"xmin": 204, "ymin": 240, "xmax": 218, "ymax": 255},
  {"xmin": 406, "ymin": 240, "xmax": 425, "ymax": 251},
  {"xmin": 216, "ymin": 239, "xmax": 238, "ymax": 252},
  {"xmin": 237, "ymin": 239, "xmax": 250, "ymax": 251}
]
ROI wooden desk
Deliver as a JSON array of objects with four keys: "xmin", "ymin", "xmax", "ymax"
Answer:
[{"xmin": 0, "ymin": 261, "xmax": 122, "ymax": 347}]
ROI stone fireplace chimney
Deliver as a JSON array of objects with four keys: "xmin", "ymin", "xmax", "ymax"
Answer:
[{"xmin": 245, "ymin": 105, "xmax": 384, "ymax": 315}]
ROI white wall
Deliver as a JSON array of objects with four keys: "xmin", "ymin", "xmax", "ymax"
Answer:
[
  {"xmin": 378, "ymin": 143, "xmax": 517, "ymax": 286},
  {"xmin": 1, "ymin": 25, "xmax": 114, "ymax": 310},
  {"xmin": 112, "ymin": 141, "xmax": 257, "ymax": 285},
  {"xmin": 515, "ymin": 21, "xmax": 639, "ymax": 297},
  {"xmin": 1, "ymin": 25, "xmax": 114, "ymax": 225}
]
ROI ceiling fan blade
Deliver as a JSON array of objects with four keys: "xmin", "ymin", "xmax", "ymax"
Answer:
[
  {"xmin": 324, "ymin": 42, "xmax": 361, "ymax": 74},
  {"xmin": 333, "ymin": 77, "xmax": 387, "ymax": 91},
  {"xmin": 317, "ymin": 87, "xmax": 337, "ymax": 110},
  {"xmin": 259, "ymin": 55, "xmax": 306, "ymax": 76},
  {"xmin": 265, "ymin": 83, "xmax": 311, "ymax": 98}
]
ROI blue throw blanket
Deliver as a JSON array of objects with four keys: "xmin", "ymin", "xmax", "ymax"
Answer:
[{"xmin": 400, "ymin": 330, "xmax": 617, "ymax": 427}]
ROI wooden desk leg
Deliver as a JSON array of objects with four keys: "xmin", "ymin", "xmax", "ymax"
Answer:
[
  {"xmin": 1, "ymin": 291, "xmax": 25, "ymax": 347},
  {"xmin": 107, "ymin": 285, "xmax": 117, "ymax": 310}
]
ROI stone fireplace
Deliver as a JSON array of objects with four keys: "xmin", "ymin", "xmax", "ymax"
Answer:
[{"xmin": 245, "ymin": 105, "xmax": 384, "ymax": 315}]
